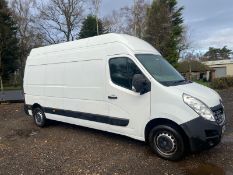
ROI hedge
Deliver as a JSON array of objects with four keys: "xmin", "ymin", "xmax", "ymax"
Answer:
[{"xmin": 211, "ymin": 76, "xmax": 233, "ymax": 89}]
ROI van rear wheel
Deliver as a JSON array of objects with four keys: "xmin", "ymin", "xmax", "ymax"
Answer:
[
  {"xmin": 33, "ymin": 107, "xmax": 46, "ymax": 127},
  {"xmin": 148, "ymin": 125, "xmax": 185, "ymax": 161}
]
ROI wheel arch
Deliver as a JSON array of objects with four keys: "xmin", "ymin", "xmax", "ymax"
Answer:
[
  {"xmin": 32, "ymin": 103, "xmax": 44, "ymax": 111},
  {"xmin": 144, "ymin": 118, "xmax": 190, "ymax": 150}
]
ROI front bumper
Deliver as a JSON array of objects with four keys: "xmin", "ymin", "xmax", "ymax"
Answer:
[
  {"xmin": 181, "ymin": 104, "xmax": 226, "ymax": 152},
  {"xmin": 181, "ymin": 117, "xmax": 224, "ymax": 152}
]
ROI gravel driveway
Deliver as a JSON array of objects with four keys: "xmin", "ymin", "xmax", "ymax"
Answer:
[{"xmin": 0, "ymin": 89, "xmax": 233, "ymax": 175}]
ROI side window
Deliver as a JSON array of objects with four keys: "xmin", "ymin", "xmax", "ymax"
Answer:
[
  {"xmin": 127, "ymin": 59, "xmax": 142, "ymax": 89},
  {"xmin": 109, "ymin": 57, "xmax": 142, "ymax": 90}
]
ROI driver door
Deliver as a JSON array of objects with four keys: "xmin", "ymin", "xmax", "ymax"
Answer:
[{"xmin": 106, "ymin": 55, "xmax": 151, "ymax": 139}]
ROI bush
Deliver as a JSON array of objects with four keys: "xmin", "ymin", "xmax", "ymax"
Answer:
[
  {"xmin": 211, "ymin": 76, "xmax": 233, "ymax": 89},
  {"xmin": 225, "ymin": 77, "xmax": 233, "ymax": 87}
]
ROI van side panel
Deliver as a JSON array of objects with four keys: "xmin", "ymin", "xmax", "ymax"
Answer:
[
  {"xmin": 24, "ymin": 35, "xmax": 154, "ymax": 141},
  {"xmin": 63, "ymin": 59, "xmax": 107, "ymax": 115},
  {"xmin": 43, "ymin": 63, "xmax": 64, "ymax": 109},
  {"xmin": 24, "ymin": 64, "xmax": 45, "ymax": 106}
]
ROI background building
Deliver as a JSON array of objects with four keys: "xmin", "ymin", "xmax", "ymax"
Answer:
[
  {"xmin": 203, "ymin": 60, "xmax": 233, "ymax": 78},
  {"xmin": 177, "ymin": 60, "xmax": 215, "ymax": 81}
]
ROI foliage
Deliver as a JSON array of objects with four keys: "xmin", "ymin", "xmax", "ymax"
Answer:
[
  {"xmin": 79, "ymin": 15, "xmax": 106, "ymax": 39},
  {"xmin": 0, "ymin": 0, "xmax": 19, "ymax": 80},
  {"xmin": 177, "ymin": 60, "xmax": 212, "ymax": 73},
  {"xmin": 211, "ymin": 77, "xmax": 233, "ymax": 89},
  {"xmin": 144, "ymin": 0, "xmax": 184, "ymax": 66},
  {"xmin": 202, "ymin": 46, "xmax": 233, "ymax": 61}
]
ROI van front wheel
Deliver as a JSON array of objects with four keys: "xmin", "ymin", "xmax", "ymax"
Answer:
[
  {"xmin": 33, "ymin": 108, "xmax": 46, "ymax": 127},
  {"xmin": 148, "ymin": 125, "xmax": 185, "ymax": 161}
]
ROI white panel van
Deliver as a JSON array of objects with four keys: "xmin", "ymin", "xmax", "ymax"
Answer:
[{"xmin": 24, "ymin": 33, "xmax": 226, "ymax": 160}]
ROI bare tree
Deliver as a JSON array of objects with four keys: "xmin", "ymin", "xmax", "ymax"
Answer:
[
  {"xmin": 103, "ymin": 0, "xmax": 149, "ymax": 38},
  {"xmin": 178, "ymin": 26, "xmax": 191, "ymax": 56},
  {"xmin": 10, "ymin": 0, "xmax": 43, "ymax": 82},
  {"xmin": 103, "ymin": 10, "xmax": 129, "ymax": 34},
  {"xmin": 36, "ymin": 0, "xmax": 85, "ymax": 44},
  {"xmin": 132, "ymin": 0, "xmax": 149, "ymax": 38}
]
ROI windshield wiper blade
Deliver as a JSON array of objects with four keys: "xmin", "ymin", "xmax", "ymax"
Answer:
[
  {"xmin": 177, "ymin": 80, "xmax": 186, "ymax": 83},
  {"xmin": 170, "ymin": 80, "xmax": 186, "ymax": 85}
]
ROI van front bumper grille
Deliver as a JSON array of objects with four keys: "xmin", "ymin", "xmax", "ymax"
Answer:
[{"xmin": 211, "ymin": 104, "xmax": 225, "ymax": 125}]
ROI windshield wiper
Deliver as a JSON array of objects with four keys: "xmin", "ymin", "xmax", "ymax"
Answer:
[
  {"xmin": 170, "ymin": 80, "xmax": 187, "ymax": 85},
  {"xmin": 160, "ymin": 80, "xmax": 190, "ymax": 86}
]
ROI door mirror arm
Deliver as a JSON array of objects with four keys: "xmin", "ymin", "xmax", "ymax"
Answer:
[
  {"xmin": 140, "ymin": 80, "xmax": 151, "ymax": 95},
  {"xmin": 132, "ymin": 74, "xmax": 151, "ymax": 95}
]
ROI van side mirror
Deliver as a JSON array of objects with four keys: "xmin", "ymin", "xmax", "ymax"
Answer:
[{"xmin": 132, "ymin": 74, "xmax": 151, "ymax": 95}]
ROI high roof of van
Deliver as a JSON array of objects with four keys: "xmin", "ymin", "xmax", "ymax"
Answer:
[{"xmin": 29, "ymin": 33, "xmax": 159, "ymax": 57}]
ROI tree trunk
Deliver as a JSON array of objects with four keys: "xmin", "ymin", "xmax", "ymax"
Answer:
[
  {"xmin": 189, "ymin": 61, "xmax": 192, "ymax": 80},
  {"xmin": 0, "ymin": 53, "xmax": 3, "ymax": 91},
  {"xmin": 0, "ymin": 76, "xmax": 3, "ymax": 92},
  {"xmin": 96, "ymin": 16, "xmax": 99, "ymax": 35},
  {"xmin": 95, "ymin": 0, "xmax": 100, "ymax": 35}
]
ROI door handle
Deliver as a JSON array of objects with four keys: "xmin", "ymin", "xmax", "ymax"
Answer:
[{"xmin": 108, "ymin": 95, "xmax": 118, "ymax": 100}]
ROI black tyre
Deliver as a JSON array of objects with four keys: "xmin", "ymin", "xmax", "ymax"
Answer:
[
  {"xmin": 33, "ymin": 107, "xmax": 46, "ymax": 127},
  {"xmin": 148, "ymin": 125, "xmax": 185, "ymax": 161}
]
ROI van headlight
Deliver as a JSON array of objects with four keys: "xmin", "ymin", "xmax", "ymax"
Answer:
[{"xmin": 183, "ymin": 94, "xmax": 215, "ymax": 122}]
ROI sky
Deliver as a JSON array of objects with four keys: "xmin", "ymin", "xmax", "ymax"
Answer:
[{"xmin": 100, "ymin": 0, "xmax": 233, "ymax": 52}]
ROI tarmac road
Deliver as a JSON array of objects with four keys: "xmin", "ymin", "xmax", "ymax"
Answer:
[
  {"xmin": 0, "ymin": 89, "xmax": 233, "ymax": 175},
  {"xmin": 0, "ymin": 90, "xmax": 24, "ymax": 102}
]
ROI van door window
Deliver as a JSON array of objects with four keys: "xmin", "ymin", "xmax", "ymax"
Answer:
[{"xmin": 109, "ymin": 57, "xmax": 142, "ymax": 90}]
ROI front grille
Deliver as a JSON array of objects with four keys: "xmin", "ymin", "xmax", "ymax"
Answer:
[{"xmin": 211, "ymin": 105, "xmax": 225, "ymax": 125}]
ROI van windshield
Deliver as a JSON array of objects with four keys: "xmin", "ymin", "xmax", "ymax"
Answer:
[{"xmin": 136, "ymin": 54, "xmax": 189, "ymax": 86}]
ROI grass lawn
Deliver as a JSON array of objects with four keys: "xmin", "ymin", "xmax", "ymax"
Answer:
[
  {"xmin": 194, "ymin": 80, "xmax": 211, "ymax": 87},
  {"xmin": 1, "ymin": 85, "xmax": 22, "ymax": 91}
]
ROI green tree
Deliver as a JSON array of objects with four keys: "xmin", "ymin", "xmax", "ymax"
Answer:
[
  {"xmin": 203, "ymin": 46, "xmax": 233, "ymax": 61},
  {"xmin": 0, "ymin": 0, "xmax": 19, "ymax": 87},
  {"xmin": 144, "ymin": 0, "xmax": 184, "ymax": 66},
  {"xmin": 79, "ymin": 15, "xmax": 106, "ymax": 39}
]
